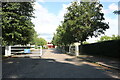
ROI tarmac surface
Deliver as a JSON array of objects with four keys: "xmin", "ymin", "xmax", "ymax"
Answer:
[{"xmin": 2, "ymin": 48, "xmax": 120, "ymax": 78}]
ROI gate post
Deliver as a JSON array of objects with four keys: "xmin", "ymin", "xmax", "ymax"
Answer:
[
  {"xmin": 74, "ymin": 42, "xmax": 80, "ymax": 56},
  {"xmin": 39, "ymin": 46, "xmax": 42, "ymax": 57},
  {"xmin": 69, "ymin": 45, "xmax": 71, "ymax": 54},
  {"xmin": 5, "ymin": 46, "xmax": 11, "ymax": 56}
]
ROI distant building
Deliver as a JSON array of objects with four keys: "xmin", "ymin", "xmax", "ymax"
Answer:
[{"xmin": 47, "ymin": 42, "xmax": 55, "ymax": 48}]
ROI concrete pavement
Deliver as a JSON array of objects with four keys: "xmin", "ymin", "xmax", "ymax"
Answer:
[
  {"xmin": 2, "ymin": 48, "xmax": 120, "ymax": 78},
  {"xmin": 78, "ymin": 55, "xmax": 120, "ymax": 71}
]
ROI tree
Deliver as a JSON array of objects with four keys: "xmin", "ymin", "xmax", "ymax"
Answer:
[
  {"xmin": 2, "ymin": 2, "xmax": 35, "ymax": 45},
  {"xmin": 52, "ymin": 1, "xmax": 109, "ymax": 48},
  {"xmin": 29, "ymin": 30, "xmax": 38, "ymax": 45},
  {"xmin": 111, "ymin": 35, "xmax": 120, "ymax": 40},
  {"xmin": 52, "ymin": 24, "xmax": 74, "ymax": 46},
  {"xmin": 97, "ymin": 35, "xmax": 111, "ymax": 42},
  {"xmin": 97, "ymin": 35, "xmax": 120, "ymax": 42},
  {"xmin": 63, "ymin": 1, "xmax": 109, "ymax": 45},
  {"xmin": 113, "ymin": 10, "xmax": 120, "ymax": 14},
  {"xmin": 52, "ymin": 33, "xmax": 59, "ymax": 46},
  {"xmin": 35, "ymin": 38, "xmax": 47, "ymax": 46}
]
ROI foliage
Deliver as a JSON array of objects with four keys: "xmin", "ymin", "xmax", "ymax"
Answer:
[
  {"xmin": 113, "ymin": 10, "xmax": 120, "ymax": 14},
  {"xmin": 29, "ymin": 31, "xmax": 47, "ymax": 46},
  {"xmin": 80, "ymin": 39, "xmax": 120, "ymax": 58},
  {"xmin": 97, "ymin": 35, "xmax": 120, "ymax": 42},
  {"xmin": 111, "ymin": 35, "xmax": 120, "ymax": 40},
  {"xmin": 29, "ymin": 31, "xmax": 39, "ymax": 45},
  {"xmin": 2, "ymin": 2, "xmax": 35, "ymax": 46},
  {"xmin": 52, "ymin": 1, "xmax": 109, "ymax": 46},
  {"xmin": 35, "ymin": 37, "xmax": 47, "ymax": 46},
  {"xmin": 97, "ymin": 35, "xmax": 111, "ymax": 42},
  {"xmin": 83, "ymin": 41, "xmax": 89, "ymax": 44}
]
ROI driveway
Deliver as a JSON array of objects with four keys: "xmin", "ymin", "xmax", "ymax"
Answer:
[{"xmin": 2, "ymin": 48, "xmax": 118, "ymax": 78}]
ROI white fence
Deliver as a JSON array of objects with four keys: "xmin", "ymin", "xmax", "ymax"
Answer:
[{"xmin": 2, "ymin": 46, "xmax": 31, "ymax": 57}]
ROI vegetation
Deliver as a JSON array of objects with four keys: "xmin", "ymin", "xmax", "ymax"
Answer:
[
  {"xmin": 35, "ymin": 37, "xmax": 47, "ymax": 46},
  {"xmin": 29, "ymin": 31, "xmax": 39, "ymax": 45},
  {"xmin": 114, "ymin": 10, "xmax": 120, "ymax": 14},
  {"xmin": 2, "ymin": 2, "xmax": 35, "ymax": 46},
  {"xmin": 52, "ymin": 1, "xmax": 109, "ymax": 46},
  {"xmin": 29, "ymin": 31, "xmax": 47, "ymax": 47},
  {"xmin": 80, "ymin": 39, "xmax": 120, "ymax": 58},
  {"xmin": 83, "ymin": 41, "xmax": 89, "ymax": 44},
  {"xmin": 97, "ymin": 35, "xmax": 120, "ymax": 42}
]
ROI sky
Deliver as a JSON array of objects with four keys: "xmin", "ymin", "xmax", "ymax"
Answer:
[{"xmin": 32, "ymin": 0, "xmax": 119, "ymax": 43}]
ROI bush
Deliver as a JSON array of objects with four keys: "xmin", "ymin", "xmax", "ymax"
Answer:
[{"xmin": 79, "ymin": 40, "xmax": 120, "ymax": 58}]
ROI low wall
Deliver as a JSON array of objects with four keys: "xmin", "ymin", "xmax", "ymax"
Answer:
[{"xmin": 79, "ymin": 40, "xmax": 120, "ymax": 58}]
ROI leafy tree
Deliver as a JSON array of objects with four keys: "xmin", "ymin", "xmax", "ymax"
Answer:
[
  {"xmin": 97, "ymin": 35, "xmax": 111, "ymax": 42},
  {"xmin": 29, "ymin": 30, "xmax": 38, "ymax": 45},
  {"xmin": 52, "ymin": 24, "xmax": 74, "ymax": 46},
  {"xmin": 52, "ymin": 1, "xmax": 109, "ymax": 49},
  {"xmin": 63, "ymin": 1, "xmax": 109, "ymax": 45},
  {"xmin": 2, "ymin": 2, "xmax": 35, "ymax": 46},
  {"xmin": 52, "ymin": 33, "xmax": 59, "ymax": 46},
  {"xmin": 111, "ymin": 35, "xmax": 120, "ymax": 40},
  {"xmin": 97, "ymin": 35, "xmax": 120, "ymax": 42},
  {"xmin": 35, "ymin": 38, "xmax": 47, "ymax": 46}
]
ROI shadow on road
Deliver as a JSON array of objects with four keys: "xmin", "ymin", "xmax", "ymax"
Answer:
[{"xmin": 2, "ymin": 57, "xmax": 114, "ymax": 78}]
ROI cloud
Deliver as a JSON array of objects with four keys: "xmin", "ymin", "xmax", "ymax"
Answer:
[
  {"xmin": 101, "ymin": 3, "xmax": 118, "ymax": 36},
  {"xmin": 36, "ymin": 0, "xmax": 45, "ymax": 2},
  {"xmin": 100, "ymin": 0, "xmax": 119, "ymax": 2},
  {"xmin": 109, "ymin": 3, "xmax": 118, "ymax": 11},
  {"xmin": 57, "ymin": 3, "xmax": 71, "ymax": 22},
  {"xmin": 32, "ymin": 2, "xmax": 69, "ymax": 42},
  {"xmin": 102, "ymin": 3, "xmax": 118, "ymax": 14},
  {"xmin": 32, "ymin": 2, "xmax": 57, "ymax": 41},
  {"xmin": 32, "ymin": 2, "xmax": 118, "ymax": 43},
  {"xmin": 104, "ymin": 16, "xmax": 118, "ymax": 36}
]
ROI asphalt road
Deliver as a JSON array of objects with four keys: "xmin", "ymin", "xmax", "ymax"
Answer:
[{"xmin": 2, "ymin": 48, "xmax": 118, "ymax": 78}]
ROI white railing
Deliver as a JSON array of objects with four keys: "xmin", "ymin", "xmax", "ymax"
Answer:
[{"xmin": 3, "ymin": 46, "xmax": 31, "ymax": 57}]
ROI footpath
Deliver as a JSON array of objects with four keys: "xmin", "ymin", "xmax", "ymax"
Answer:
[{"xmin": 77, "ymin": 54, "xmax": 120, "ymax": 71}]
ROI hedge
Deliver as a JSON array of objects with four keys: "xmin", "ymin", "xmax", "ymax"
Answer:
[{"xmin": 79, "ymin": 40, "xmax": 120, "ymax": 58}]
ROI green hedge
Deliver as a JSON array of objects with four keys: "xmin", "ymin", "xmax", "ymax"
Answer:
[{"xmin": 79, "ymin": 40, "xmax": 120, "ymax": 58}]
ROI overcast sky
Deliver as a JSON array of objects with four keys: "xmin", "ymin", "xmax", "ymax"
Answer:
[{"xmin": 32, "ymin": 0, "xmax": 119, "ymax": 43}]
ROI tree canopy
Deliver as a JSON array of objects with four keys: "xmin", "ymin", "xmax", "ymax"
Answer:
[
  {"xmin": 2, "ymin": 2, "xmax": 35, "ymax": 46},
  {"xmin": 52, "ymin": 1, "xmax": 109, "ymax": 46},
  {"xmin": 114, "ymin": 10, "xmax": 120, "ymax": 14},
  {"xmin": 97, "ymin": 35, "xmax": 120, "ymax": 42},
  {"xmin": 35, "ymin": 37, "xmax": 47, "ymax": 46}
]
